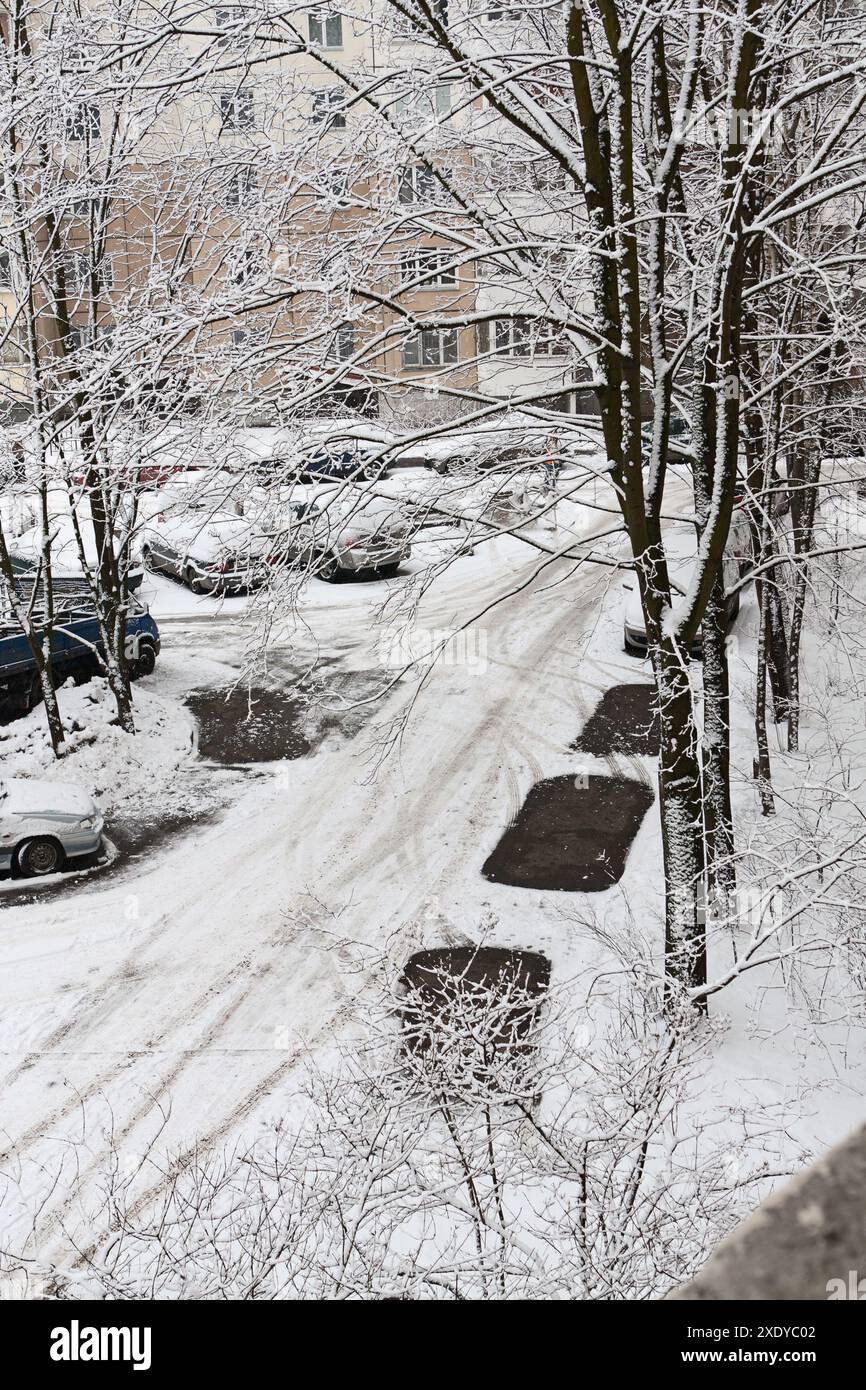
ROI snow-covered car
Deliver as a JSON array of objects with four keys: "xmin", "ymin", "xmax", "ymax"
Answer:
[
  {"xmin": 728, "ymin": 501, "xmax": 753, "ymax": 576},
  {"xmin": 260, "ymin": 488, "xmax": 412, "ymax": 581},
  {"xmin": 9, "ymin": 522, "xmax": 144, "ymax": 591},
  {"xmin": 0, "ymin": 779, "xmax": 104, "ymax": 877},
  {"xmin": 623, "ymin": 524, "xmax": 741, "ymax": 656},
  {"xmin": 140, "ymin": 505, "xmax": 270, "ymax": 594}
]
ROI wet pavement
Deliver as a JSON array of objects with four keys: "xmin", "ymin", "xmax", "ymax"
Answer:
[
  {"xmin": 401, "ymin": 947, "xmax": 550, "ymax": 1001},
  {"xmin": 187, "ymin": 686, "xmax": 311, "ymax": 762},
  {"xmin": 482, "ymin": 774, "xmax": 654, "ymax": 891},
  {"xmin": 400, "ymin": 947, "xmax": 551, "ymax": 1064},
  {"xmin": 186, "ymin": 669, "xmax": 391, "ymax": 765},
  {"xmin": 571, "ymin": 683, "xmax": 660, "ymax": 757}
]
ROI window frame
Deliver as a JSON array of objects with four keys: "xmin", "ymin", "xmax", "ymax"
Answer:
[
  {"xmin": 400, "ymin": 249, "xmax": 458, "ymax": 289},
  {"xmin": 333, "ymin": 323, "xmax": 355, "ymax": 360},
  {"xmin": 402, "ymin": 326, "xmax": 459, "ymax": 367},
  {"xmin": 493, "ymin": 316, "xmax": 566, "ymax": 358},
  {"xmin": 308, "ymin": 11, "xmax": 344, "ymax": 48},
  {"xmin": 219, "ymin": 88, "xmax": 255, "ymax": 133},
  {"xmin": 398, "ymin": 163, "xmax": 438, "ymax": 204},
  {"xmin": 215, "ymin": 6, "xmax": 246, "ymax": 28},
  {"xmin": 64, "ymin": 102, "xmax": 100, "ymax": 142},
  {"xmin": 311, "ymin": 87, "xmax": 348, "ymax": 129},
  {"xmin": 394, "ymin": 85, "xmax": 452, "ymax": 121}
]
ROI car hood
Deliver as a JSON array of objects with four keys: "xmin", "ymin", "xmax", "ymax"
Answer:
[
  {"xmin": 625, "ymin": 557, "xmax": 694, "ymax": 631},
  {"xmin": 0, "ymin": 778, "xmax": 98, "ymax": 819},
  {"xmin": 13, "ymin": 526, "xmax": 142, "ymax": 575}
]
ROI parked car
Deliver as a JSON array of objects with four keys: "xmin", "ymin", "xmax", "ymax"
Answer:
[
  {"xmin": 0, "ymin": 594, "xmax": 160, "ymax": 717},
  {"xmin": 728, "ymin": 502, "xmax": 753, "ymax": 576},
  {"xmin": 0, "ymin": 778, "xmax": 104, "ymax": 877},
  {"xmin": 259, "ymin": 488, "xmax": 412, "ymax": 581},
  {"xmin": 306, "ymin": 490, "xmax": 411, "ymax": 580},
  {"xmin": 140, "ymin": 504, "xmax": 270, "ymax": 594},
  {"xmin": 9, "ymin": 521, "xmax": 144, "ymax": 591},
  {"xmin": 297, "ymin": 443, "xmax": 388, "ymax": 484},
  {"xmin": 623, "ymin": 524, "xmax": 741, "ymax": 656},
  {"xmin": 640, "ymin": 412, "xmax": 692, "ymax": 460}
]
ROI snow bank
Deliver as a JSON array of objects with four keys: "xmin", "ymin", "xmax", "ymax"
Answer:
[{"xmin": 0, "ymin": 678, "xmax": 195, "ymax": 815}]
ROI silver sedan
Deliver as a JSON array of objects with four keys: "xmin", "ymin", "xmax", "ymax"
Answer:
[{"xmin": 0, "ymin": 778, "xmax": 104, "ymax": 876}]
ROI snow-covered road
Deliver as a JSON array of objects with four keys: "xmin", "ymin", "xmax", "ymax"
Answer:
[{"xmin": 0, "ymin": 524, "xmax": 634, "ymax": 1257}]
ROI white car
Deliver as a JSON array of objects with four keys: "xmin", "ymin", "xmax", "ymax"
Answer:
[
  {"xmin": 9, "ymin": 521, "xmax": 144, "ymax": 591},
  {"xmin": 252, "ymin": 486, "xmax": 413, "ymax": 580},
  {"xmin": 623, "ymin": 523, "xmax": 742, "ymax": 656},
  {"xmin": 140, "ymin": 502, "xmax": 270, "ymax": 594},
  {"xmin": 0, "ymin": 779, "xmax": 104, "ymax": 877}
]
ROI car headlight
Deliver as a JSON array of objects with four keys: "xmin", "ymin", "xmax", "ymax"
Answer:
[{"xmin": 77, "ymin": 816, "xmax": 96, "ymax": 830}]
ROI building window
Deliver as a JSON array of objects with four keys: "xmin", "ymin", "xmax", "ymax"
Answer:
[
  {"xmin": 0, "ymin": 324, "xmax": 25, "ymax": 363},
  {"xmin": 0, "ymin": 251, "xmax": 10, "ymax": 288},
  {"xmin": 225, "ymin": 167, "xmax": 258, "ymax": 208},
  {"xmin": 60, "ymin": 251, "xmax": 112, "ymax": 295},
  {"xmin": 398, "ymin": 163, "xmax": 438, "ymax": 204},
  {"xmin": 400, "ymin": 249, "xmax": 457, "ymax": 288},
  {"xmin": 219, "ymin": 89, "xmax": 255, "ymax": 132},
  {"xmin": 64, "ymin": 103, "xmax": 100, "ymax": 141},
  {"xmin": 63, "ymin": 325, "xmax": 85, "ymax": 352},
  {"xmin": 231, "ymin": 325, "xmax": 264, "ymax": 350},
  {"xmin": 215, "ymin": 6, "xmax": 246, "ymax": 27},
  {"xmin": 308, "ymin": 11, "xmax": 343, "ymax": 47},
  {"xmin": 60, "ymin": 252, "xmax": 87, "ymax": 293},
  {"xmin": 230, "ymin": 247, "xmax": 261, "ymax": 285},
  {"xmin": 311, "ymin": 88, "xmax": 347, "ymax": 129},
  {"xmin": 493, "ymin": 316, "xmax": 565, "ymax": 357},
  {"xmin": 395, "ymin": 85, "xmax": 451, "ymax": 121},
  {"xmin": 333, "ymin": 323, "xmax": 355, "ymax": 360},
  {"xmin": 316, "ymin": 168, "xmax": 353, "ymax": 204},
  {"xmin": 403, "ymin": 327, "xmax": 459, "ymax": 367}
]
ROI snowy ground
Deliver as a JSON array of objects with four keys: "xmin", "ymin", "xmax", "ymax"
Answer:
[{"xmin": 1, "ymin": 466, "xmax": 865, "ymax": 1283}]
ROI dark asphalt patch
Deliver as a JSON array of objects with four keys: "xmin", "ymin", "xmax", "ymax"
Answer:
[
  {"xmin": 401, "ymin": 946, "xmax": 551, "ymax": 999},
  {"xmin": 187, "ymin": 670, "xmax": 391, "ymax": 764},
  {"xmin": 571, "ymin": 684, "xmax": 660, "ymax": 757},
  {"xmin": 187, "ymin": 686, "xmax": 311, "ymax": 762},
  {"xmin": 482, "ymin": 774, "xmax": 654, "ymax": 891},
  {"xmin": 400, "ymin": 947, "xmax": 551, "ymax": 1070}
]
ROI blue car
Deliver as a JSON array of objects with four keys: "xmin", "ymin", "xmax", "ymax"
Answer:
[
  {"xmin": 298, "ymin": 444, "xmax": 386, "ymax": 483},
  {"xmin": 0, "ymin": 590, "xmax": 160, "ymax": 717}
]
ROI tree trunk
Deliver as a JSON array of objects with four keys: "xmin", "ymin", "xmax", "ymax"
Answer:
[
  {"xmin": 754, "ymin": 575, "xmax": 776, "ymax": 816},
  {"xmin": 652, "ymin": 640, "xmax": 707, "ymax": 1004},
  {"xmin": 700, "ymin": 578, "xmax": 736, "ymax": 899}
]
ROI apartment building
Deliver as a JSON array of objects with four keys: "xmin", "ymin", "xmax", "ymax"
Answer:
[{"xmin": 0, "ymin": 2, "xmax": 589, "ymax": 431}]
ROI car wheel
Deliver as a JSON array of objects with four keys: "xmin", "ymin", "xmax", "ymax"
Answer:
[
  {"xmin": 23, "ymin": 673, "xmax": 42, "ymax": 713},
  {"xmin": 129, "ymin": 643, "xmax": 157, "ymax": 679},
  {"xmin": 378, "ymin": 562, "xmax": 400, "ymax": 578},
  {"xmin": 185, "ymin": 565, "xmax": 205, "ymax": 595},
  {"xmin": 16, "ymin": 836, "xmax": 64, "ymax": 877},
  {"xmin": 319, "ymin": 553, "xmax": 342, "ymax": 583}
]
